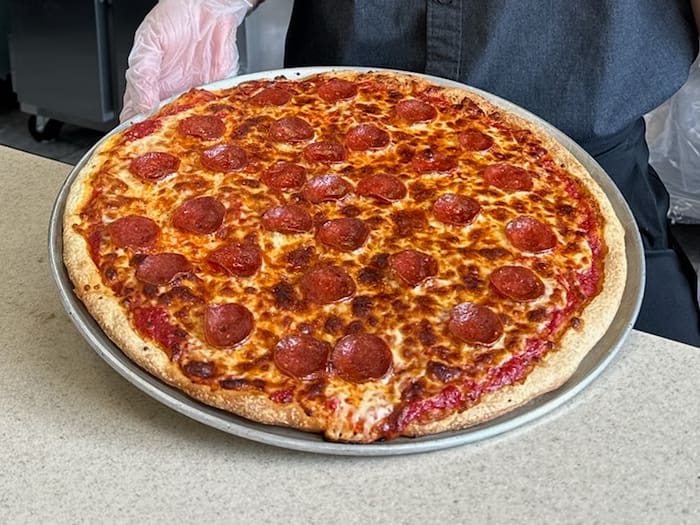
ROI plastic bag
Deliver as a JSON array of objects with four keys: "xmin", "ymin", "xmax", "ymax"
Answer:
[
  {"xmin": 120, "ymin": 0, "xmax": 255, "ymax": 122},
  {"xmin": 646, "ymin": 52, "xmax": 700, "ymax": 224}
]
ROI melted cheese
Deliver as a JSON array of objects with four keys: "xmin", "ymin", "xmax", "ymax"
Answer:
[{"xmin": 76, "ymin": 73, "xmax": 605, "ymax": 440}]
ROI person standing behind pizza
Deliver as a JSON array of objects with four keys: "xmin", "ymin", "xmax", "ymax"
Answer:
[{"xmin": 120, "ymin": 0, "xmax": 700, "ymax": 347}]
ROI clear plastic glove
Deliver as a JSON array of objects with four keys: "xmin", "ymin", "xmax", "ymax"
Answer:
[{"xmin": 120, "ymin": 0, "xmax": 255, "ymax": 122}]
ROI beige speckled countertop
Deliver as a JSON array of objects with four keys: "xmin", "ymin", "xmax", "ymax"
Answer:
[{"xmin": 1, "ymin": 145, "xmax": 699, "ymax": 524}]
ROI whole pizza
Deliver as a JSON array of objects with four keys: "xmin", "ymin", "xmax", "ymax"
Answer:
[{"xmin": 63, "ymin": 70, "xmax": 626, "ymax": 443}]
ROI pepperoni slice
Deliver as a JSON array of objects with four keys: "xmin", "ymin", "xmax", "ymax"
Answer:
[
  {"xmin": 303, "ymin": 141, "xmax": 347, "ymax": 164},
  {"xmin": 389, "ymin": 250, "xmax": 438, "ymax": 286},
  {"xmin": 135, "ymin": 253, "xmax": 191, "ymax": 285},
  {"xmin": 344, "ymin": 124, "xmax": 390, "ymax": 151},
  {"xmin": 250, "ymin": 87, "xmax": 292, "ymax": 106},
  {"xmin": 318, "ymin": 78, "xmax": 358, "ymax": 102},
  {"xmin": 124, "ymin": 119, "xmax": 160, "ymax": 141},
  {"xmin": 172, "ymin": 196, "xmax": 225, "ymax": 234},
  {"xmin": 356, "ymin": 174, "xmax": 407, "ymax": 203},
  {"xmin": 484, "ymin": 163, "xmax": 534, "ymax": 191},
  {"xmin": 331, "ymin": 333, "xmax": 392, "ymax": 383},
  {"xmin": 448, "ymin": 302, "xmax": 503, "ymax": 345},
  {"xmin": 268, "ymin": 117, "xmax": 314, "ymax": 143},
  {"xmin": 108, "ymin": 215, "xmax": 159, "ymax": 249},
  {"xmin": 207, "ymin": 241, "xmax": 262, "ymax": 277},
  {"xmin": 458, "ymin": 130, "xmax": 494, "ymax": 151},
  {"xmin": 411, "ymin": 149, "xmax": 457, "ymax": 173},
  {"xmin": 273, "ymin": 335, "xmax": 330, "ymax": 380},
  {"xmin": 302, "ymin": 174, "xmax": 353, "ymax": 203},
  {"xmin": 129, "ymin": 152, "xmax": 180, "ymax": 181},
  {"xmin": 261, "ymin": 161, "xmax": 306, "ymax": 190},
  {"xmin": 505, "ymin": 216, "xmax": 557, "ymax": 252},
  {"xmin": 177, "ymin": 115, "xmax": 225, "ymax": 139},
  {"xmin": 316, "ymin": 218, "xmax": 369, "ymax": 252},
  {"xmin": 490, "ymin": 265, "xmax": 545, "ymax": 301},
  {"xmin": 396, "ymin": 99, "xmax": 437, "ymax": 123},
  {"xmin": 200, "ymin": 143, "xmax": 247, "ymax": 172},
  {"xmin": 204, "ymin": 303, "xmax": 253, "ymax": 348},
  {"xmin": 300, "ymin": 264, "xmax": 355, "ymax": 304},
  {"xmin": 432, "ymin": 193, "xmax": 481, "ymax": 225},
  {"xmin": 262, "ymin": 204, "xmax": 313, "ymax": 233}
]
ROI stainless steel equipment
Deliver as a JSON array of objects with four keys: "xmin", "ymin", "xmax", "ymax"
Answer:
[{"xmin": 8, "ymin": 0, "xmax": 156, "ymax": 138}]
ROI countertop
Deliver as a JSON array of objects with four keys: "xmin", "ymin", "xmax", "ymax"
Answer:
[{"xmin": 1, "ymin": 145, "xmax": 698, "ymax": 524}]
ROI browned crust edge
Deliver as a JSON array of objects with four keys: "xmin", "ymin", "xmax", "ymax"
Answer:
[{"xmin": 63, "ymin": 69, "xmax": 627, "ymax": 443}]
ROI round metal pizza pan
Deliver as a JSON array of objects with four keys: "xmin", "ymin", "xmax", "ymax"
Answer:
[{"xmin": 48, "ymin": 66, "xmax": 645, "ymax": 456}]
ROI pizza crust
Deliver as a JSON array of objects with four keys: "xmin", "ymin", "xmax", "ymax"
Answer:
[{"xmin": 63, "ymin": 69, "xmax": 627, "ymax": 444}]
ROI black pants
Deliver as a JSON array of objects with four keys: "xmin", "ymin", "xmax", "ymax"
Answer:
[{"xmin": 588, "ymin": 119, "xmax": 700, "ymax": 346}]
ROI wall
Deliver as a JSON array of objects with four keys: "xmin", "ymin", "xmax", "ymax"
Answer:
[{"xmin": 239, "ymin": 0, "xmax": 294, "ymax": 74}]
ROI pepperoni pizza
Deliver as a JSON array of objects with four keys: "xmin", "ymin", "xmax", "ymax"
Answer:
[{"xmin": 63, "ymin": 70, "xmax": 626, "ymax": 443}]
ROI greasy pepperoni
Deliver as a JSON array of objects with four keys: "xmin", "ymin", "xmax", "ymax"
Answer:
[
  {"xmin": 302, "ymin": 174, "xmax": 353, "ymax": 203},
  {"xmin": 344, "ymin": 124, "xmax": 390, "ymax": 151},
  {"xmin": 129, "ymin": 152, "xmax": 180, "ymax": 181},
  {"xmin": 204, "ymin": 303, "xmax": 253, "ymax": 348},
  {"xmin": 505, "ymin": 216, "xmax": 557, "ymax": 252},
  {"xmin": 124, "ymin": 119, "xmax": 160, "ymax": 141},
  {"xmin": 389, "ymin": 250, "xmax": 438, "ymax": 286},
  {"xmin": 318, "ymin": 78, "xmax": 358, "ymax": 102},
  {"xmin": 331, "ymin": 333, "xmax": 392, "ymax": 383},
  {"xmin": 411, "ymin": 149, "xmax": 457, "ymax": 173},
  {"xmin": 356, "ymin": 174, "xmax": 407, "ymax": 203},
  {"xmin": 200, "ymin": 143, "xmax": 247, "ymax": 172},
  {"xmin": 268, "ymin": 117, "xmax": 314, "ymax": 143},
  {"xmin": 316, "ymin": 218, "xmax": 369, "ymax": 251},
  {"xmin": 177, "ymin": 115, "xmax": 225, "ymax": 139},
  {"xmin": 207, "ymin": 241, "xmax": 262, "ymax": 277},
  {"xmin": 108, "ymin": 215, "xmax": 159, "ymax": 249},
  {"xmin": 273, "ymin": 335, "xmax": 331, "ymax": 380},
  {"xmin": 432, "ymin": 193, "xmax": 481, "ymax": 225},
  {"xmin": 396, "ymin": 99, "xmax": 437, "ymax": 123},
  {"xmin": 448, "ymin": 302, "xmax": 503, "ymax": 345},
  {"xmin": 490, "ymin": 265, "xmax": 545, "ymax": 301},
  {"xmin": 458, "ymin": 130, "xmax": 494, "ymax": 151},
  {"xmin": 135, "ymin": 253, "xmax": 191, "ymax": 285},
  {"xmin": 261, "ymin": 161, "xmax": 306, "ymax": 190},
  {"xmin": 484, "ymin": 163, "xmax": 534, "ymax": 191},
  {"xmin": 300, "ymin": 264, "xmax": 355, "ymax": 304},
  {"xmin": 303, "ymin": 141, "xmax": 347, "ymax": 163},
  {"xmin": 262, "ymin": 204, "xmax": 313, "ymax": 233},
  {"xmin": 172, "ymin": 196, "xmax": 225, "ymax": 234},
  {"xmin": 250, "ymin": 87, "xmax": 292, "ymax": 106}
]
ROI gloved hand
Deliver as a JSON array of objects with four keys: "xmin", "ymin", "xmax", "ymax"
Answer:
[{"xmin": 120, "ymin": 0, "xmax": 255, "ymax": 122}]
